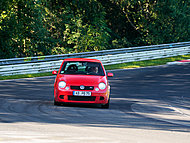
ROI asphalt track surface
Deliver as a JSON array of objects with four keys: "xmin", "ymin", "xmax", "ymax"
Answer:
[{"xmin": 0, "ymin": 64, "xmax": 190, "ymax": 143}]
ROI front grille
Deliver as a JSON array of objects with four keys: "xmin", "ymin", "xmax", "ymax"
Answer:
[
  {"xmin": 68, "ymin": 96, "xmax": 96, "ymax": 101},
  {"xmin": 70, "ymin": 86, "xmax": 94, "ymax": 90}
]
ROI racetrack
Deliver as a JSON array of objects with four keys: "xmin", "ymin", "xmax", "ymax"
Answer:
[{"xmin": 0, "ymin": 64, "xmax": 190, "ymax": 143}]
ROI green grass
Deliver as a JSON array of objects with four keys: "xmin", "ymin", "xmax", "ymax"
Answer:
[
  {"xmin": 0, "ymin": 72, "xmax": 52, "ymax": 80},
  {"xmin": 0, "ymin": 54, "xmax": 190, "ymax": 80},
  {"xmin": 104, "ymin": 54, "xmax": 190, "ymax": 70}
]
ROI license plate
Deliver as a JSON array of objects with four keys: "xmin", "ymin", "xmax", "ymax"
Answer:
[{"xmin": 73, "ymin": 91, "xmax": 91, "ymax": 96}]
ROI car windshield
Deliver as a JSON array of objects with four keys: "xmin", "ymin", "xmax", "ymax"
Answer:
[{"xmin": 60, "ymin": 61, "xmax": 105, "ymax": 76}]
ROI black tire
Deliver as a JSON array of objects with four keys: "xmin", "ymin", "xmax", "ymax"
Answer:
[
  {"xmin": 101, "ymin": 98, "xmax": 110, "ymax": 109},
  {"xmin": 54, "ymin": 99, "xmax": 61, "ymax": 106}
]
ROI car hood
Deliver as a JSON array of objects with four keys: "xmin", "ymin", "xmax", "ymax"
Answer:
[{"xmin": 57, "ymin": 74, "xmax": 107, "ymax": 86}]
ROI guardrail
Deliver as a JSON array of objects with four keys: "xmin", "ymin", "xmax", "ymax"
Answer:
[{"xmin": 0, "ymin": 41, "xmax": 190, "ymax": 76}]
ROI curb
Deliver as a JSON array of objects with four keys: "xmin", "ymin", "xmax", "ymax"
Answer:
[{"xmin": 167, "ymin": 59, "xmax": 190, "ymax": 65}]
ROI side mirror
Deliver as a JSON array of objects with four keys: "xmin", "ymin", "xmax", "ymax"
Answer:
[
  {"xmin": 52, "ymin": 70, "xmax": 58, "ymax": 75},
  {"xmin": 107, "ymin": 72, "xmax": 114, "ymax": 77}
]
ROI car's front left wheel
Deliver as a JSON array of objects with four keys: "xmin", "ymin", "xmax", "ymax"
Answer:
[{"xmin": 101, "ymin": 98, "xmax": 110, "ymax": 109}]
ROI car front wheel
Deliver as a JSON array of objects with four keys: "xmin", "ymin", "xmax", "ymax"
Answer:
[
  {"xmin": 54, "ymin": 99, "xmax": 61, "ymax": 106},
  {"xmin": 101, "ymin": 98, "xmax": 110, "ymax": 109}
]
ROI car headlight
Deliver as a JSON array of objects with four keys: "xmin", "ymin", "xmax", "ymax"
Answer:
[
  {"xmin": 98, "ymin": 82, "xmax": 106, "ymax": 90},
  {"xmin": 58, "ymin": 81, "xmax": 66, "ymax": 88}
]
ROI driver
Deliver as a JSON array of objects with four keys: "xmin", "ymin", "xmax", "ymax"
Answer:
[{"xmin": 90, "ymin": 67, "xmax": 98, "ymax": 74}]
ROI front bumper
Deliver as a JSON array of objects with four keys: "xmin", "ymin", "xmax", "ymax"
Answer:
[{"xmin": 55, "ymin": 88, "xmax": 109, "ymax": 104}]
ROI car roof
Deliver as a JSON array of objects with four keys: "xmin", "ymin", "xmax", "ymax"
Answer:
[{"xmin": 64, "ymin": 58, "xmax": 102, "ymax": 63}]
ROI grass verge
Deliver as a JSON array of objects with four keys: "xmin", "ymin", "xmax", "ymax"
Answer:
[
  {"xmin": 0, "ymin": 54, "xmax": 190, "ymax": 80},
  {"xmin": 104, "ymin": 54, "xmax": 190, "ymax": 70},
  {"xmin": 0, "ymin": 72, "xmax": 52, "ymax": 80}
]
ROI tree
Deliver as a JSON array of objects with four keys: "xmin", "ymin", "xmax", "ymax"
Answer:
[
  {"xmin": 0, "ymin": 0, "xmax": 189, "ymax": 59},
  {"xmin": 101, "ymin": 0, "xmax": 190, "ymax": 46}
]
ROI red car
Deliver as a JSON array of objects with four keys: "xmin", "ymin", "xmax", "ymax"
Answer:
[{"xmin": 52, "ymin": 58, "xmax": 113, "ymax": 108}]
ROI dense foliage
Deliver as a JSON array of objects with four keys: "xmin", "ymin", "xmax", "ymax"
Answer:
[{"xmin": 0, "ymin": 0, "xmax": 189, "ymax": 59}]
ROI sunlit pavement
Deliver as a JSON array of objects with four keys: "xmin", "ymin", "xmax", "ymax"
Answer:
[{"xmin": 132, "ymin": 99, "xmax": 190, "ymax": 127}]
